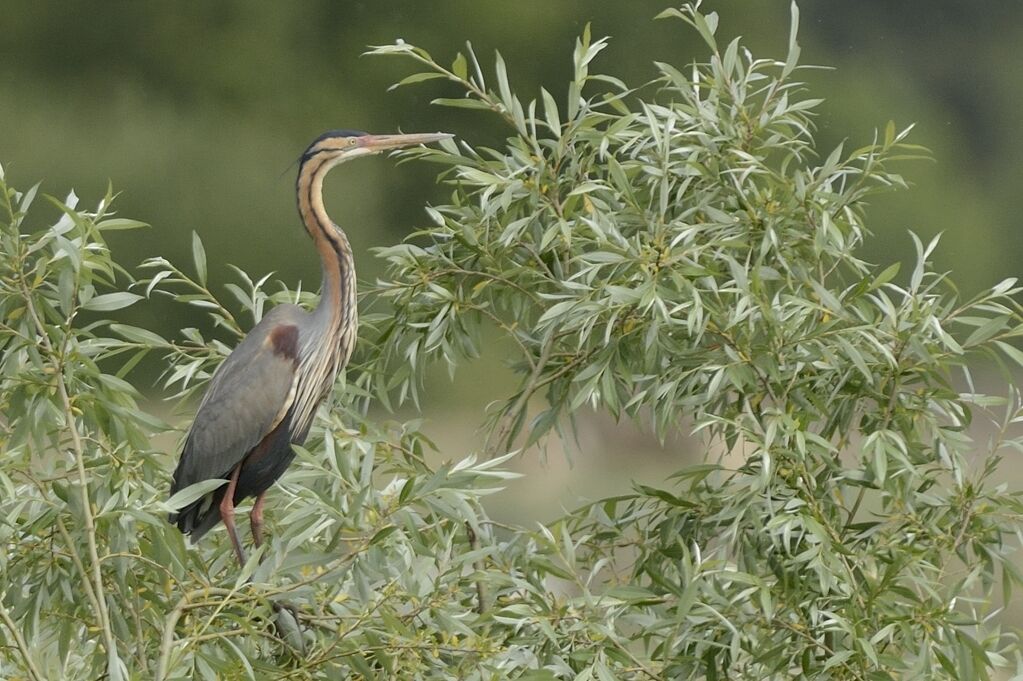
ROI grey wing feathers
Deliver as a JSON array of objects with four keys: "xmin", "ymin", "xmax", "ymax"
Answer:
[{"xmin": 169, "ymin": 305, "xmax": 304, "ymax": 503}]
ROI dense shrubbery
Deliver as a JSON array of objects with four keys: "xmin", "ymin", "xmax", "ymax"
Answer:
[{"xmin": 2, "ymin": 4, "xmax": 1022, "ymax": 679}]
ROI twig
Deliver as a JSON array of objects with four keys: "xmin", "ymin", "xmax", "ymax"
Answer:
[
  {"xmin": 15, "ymin": 471, "xmax": 106, "ymax": 622},
  {"xmin": 486, "ymin": 334, "xmax": 555, "ymax": 457},
  {"xmin": 776, "ymin": 619, "xmax": 869, "ymax": 681},
  {"xmin": 54, "ymin": 517, "xmax": 103, "ymax": 619},
  {"xmin": 465, "ymin": 522, "xmax": 488, "ymax": 614},
  {"xmin": 155, "ymin": 587, "xmax": 243, "ymax": 680},
  {"xmin": 0, "ymin": 601, "xmax": 45, "ymax": 681},
  {"xmin": 20, "ymin": 270, "xmax": 120, "ymax": 675},
  {"xmin": 157, "ymin": 539, "xmax": 375, "ymax": 677},
  {"xmin": 842, "ymin": 340, "xmax": 905, "ymax": 535}
]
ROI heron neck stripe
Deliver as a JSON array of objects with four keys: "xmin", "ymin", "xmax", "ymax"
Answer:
[
  {"xmin": 299, "ymin": 160, "xmax": 348, "ymax": 272},
  {"xmin": 296, "ymin": 154, "xmax": 357, "ymax": 397},
  {"xmin": 305, "ymin": 159, "xmax": 350, "ymax": 315},
  {"xmin": 301, "ymin": 147, "xmax": 334, "ymax": 163},
  {"xmin": 301, "ymin": 157, "xmax": 336, "ymax": 248}
]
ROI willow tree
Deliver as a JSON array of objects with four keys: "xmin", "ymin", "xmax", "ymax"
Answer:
[{"xmin": 2, "ymin": 3, "xmax": 1022, "ymax": 679}]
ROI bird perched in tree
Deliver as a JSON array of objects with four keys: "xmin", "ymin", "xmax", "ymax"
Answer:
[{"xmin": 168, "ymin": 130, "xmax": 451, "ymax": 565}]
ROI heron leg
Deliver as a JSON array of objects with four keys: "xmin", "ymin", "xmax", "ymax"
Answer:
[
  {"xmin": 219, "ymin": 464, "xmax": 248, "ymax": 566},
  {"xmin": 250, "ymin": 491, "xmax": 268, "ymax": 549}
]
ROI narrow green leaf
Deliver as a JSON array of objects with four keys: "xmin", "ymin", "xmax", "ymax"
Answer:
[
  {"xmin": 872, "ymin": 262, "xmax": 900, "ymax": 288},
  {"xmin": 165, "ymin": 478, "xmax": 227, "ymax": 511},
  {"xmin": 109, "ymin": 323, "xmax": 167, "ymax": 346},
  {"xmin": 82, "ymin": 292, "xmax": 142, "ymax": 312},
  {"xmin": 192, "ymin": 231, "xmax": 207, "ymax": 285},
  {"xmin": 431, "ymin": 97, "xmax": 492, "ymax": 110},
  {"xmin": 370, "ymin": 525, "xmax": 399, "ymax": 545},
  {"xmin": 452, "ymin": 52, "xmax": 468, "ymax": 80},
  {"xmin": 388, "ymin": 71, "xmax": 446, "ymax": 91},
  {"xmin": 96, "ymin": 218, "xmax": 148, "ymax": 231}
]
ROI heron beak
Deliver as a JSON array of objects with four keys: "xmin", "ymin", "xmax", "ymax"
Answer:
[{"xmin": 357, "ymin": 132, "xmax": 453, "ymax": 152}]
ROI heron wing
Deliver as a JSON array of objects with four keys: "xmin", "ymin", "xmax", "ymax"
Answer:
[{"xmin": 169, "ymin": 305, "xmax": 305, "ymax": 500}]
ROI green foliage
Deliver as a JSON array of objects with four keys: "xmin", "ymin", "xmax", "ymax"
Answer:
[{"xmin": 2, "ymin": 4, "xmax": 1023, "ymax": 680}]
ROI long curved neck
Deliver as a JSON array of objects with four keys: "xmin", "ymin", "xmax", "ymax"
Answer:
[{"xmin": 295, "ymin": 156, "xmax": 357, "ymax": 338}]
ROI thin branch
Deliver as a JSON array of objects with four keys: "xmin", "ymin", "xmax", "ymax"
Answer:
[
  {"xmin": 486, "ymin": 332, "xmax": 556, "ymax": 456},
  {"xmin": 14, "ymin": 471, "xmax": 105, "ymax": 621},
  {"xmin": 843, "ymin": 340, "xmax": 906, "ymax": 535},
  {"xmin": 155, "ymin": 587, "xmax": 244, "ymax": 681},
  {"xmin": 0, "ymin": 601, "xmax": 45, "ymax": 681},
  {"xmin": 465, "ymin": 522, "xmax": 487, "ymax": 614},
  {"xmin": 20, "ymin": 271, "xmax": 120, "ymax": 674},
  {"xmin": 55, "ymin": 517, "xmax": 103, "ymax": 617}
]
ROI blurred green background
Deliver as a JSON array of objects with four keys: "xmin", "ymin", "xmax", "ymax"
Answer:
[
  {"xmin": 3, "ymin": 1, "xmax": 1021, "ymax": 520},
  {"xmin": 4, "ymin": 1, "xmax": 1021, "ymax": 298}
]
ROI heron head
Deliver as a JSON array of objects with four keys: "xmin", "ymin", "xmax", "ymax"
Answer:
[{"xmin": 300, "ymin": 129, "xmax": 452, "ymax": 168}]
